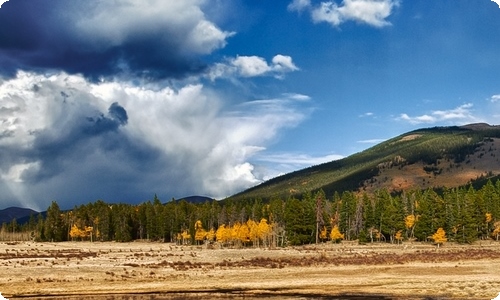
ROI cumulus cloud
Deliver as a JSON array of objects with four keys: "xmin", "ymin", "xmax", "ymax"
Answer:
[
  {"xmin": 0, "ymin": 72, "xmax": 310, "ymax": 209},
  {"xmin": 490, "ymin": 95, "xmax": 500, "ymax": 102},
  {"xmin": 0, "ymin": 0, "xmax": 233, "ymax": 80},
  {"xmin": 397, "ymin": 103, "xmax": 478, "ymax": 125},
  {"xmin": 288, "ymin": 0, "xmax": 399, "ymax": 27},
  {"xmin": 208, "ymin": 55, "xmax": 299, "ymax": 80}
]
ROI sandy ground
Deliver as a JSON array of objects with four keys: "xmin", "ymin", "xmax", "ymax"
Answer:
[{"xmin": 1, "ymin": 241, "xmax": 500, "ymax": 299}]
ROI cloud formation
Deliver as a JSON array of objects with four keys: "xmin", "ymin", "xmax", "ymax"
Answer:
[
  {"xmin": 0, "ymin": 72, "xmax": 310, "ymax": 209},
  {"xmin": 397, "ymin": 103, "xmax": 478, "ymax": 125},
  {"xmin": 288, "ymin": 0, "xmax": 399, "ymax": 27},
  {"xmin": 0, "ymin": 0, "xmax": 233, "ymax": 80},
  {"xmin": 490, "ymin": 95, "xmax": 500, "ymax": 102},
  {"xmin": 208, "ymin": 55, "xmax": 299, "ymax": 80}
]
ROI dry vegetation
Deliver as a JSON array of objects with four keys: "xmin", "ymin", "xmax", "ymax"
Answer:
[
  {"xmin": 363, "ymin": 138, "xmax": 500, "ymax": 193},
  {"xmin": 1, "ymin": 241, "xmax": 500, "ymax": 299}
]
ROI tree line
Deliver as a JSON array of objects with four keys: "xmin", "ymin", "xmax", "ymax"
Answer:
[{"xmin": 3, "ymin": 180, "xmax": 500, "ymax": 246}]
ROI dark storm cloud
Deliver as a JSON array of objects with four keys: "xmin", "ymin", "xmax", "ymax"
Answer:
[
  {"xmin": 108, "ymin": 102, "xmax": 128, "ymax": 126},
  {"xmin": 20, "ymin": 101, "xmax": 130, "ymax": 183},
  {"xmin": 0, "ymin": 0, "xmax": 231, "ymax": 80}
]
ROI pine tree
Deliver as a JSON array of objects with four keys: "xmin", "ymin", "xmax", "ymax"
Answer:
[{"xmin": 44, "ymin": 201, "xmax": 65, "ymax": 242}]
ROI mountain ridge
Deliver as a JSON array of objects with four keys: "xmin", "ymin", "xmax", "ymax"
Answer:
[
  {"xmin": 0, "ymin": 207, "xmax": 39, "ymax": 224},
  {"xmin": 227, "ymin": 123, "xmax": 500, "ymax": 201}
]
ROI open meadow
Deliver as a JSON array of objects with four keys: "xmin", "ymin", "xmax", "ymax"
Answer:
[{"xmin": 1, "ymin": 241, "xmax": 500, "ymax": 299}]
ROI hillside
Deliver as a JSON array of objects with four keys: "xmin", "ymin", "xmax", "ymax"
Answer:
[{"xmin": 228, "ymin": 123, "xmax": 500, "ymax": 201}]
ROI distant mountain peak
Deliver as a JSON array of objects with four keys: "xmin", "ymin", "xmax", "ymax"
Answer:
[{"xmin": 0, "ymin": 207, "xmax": 39, "ymax": 224}]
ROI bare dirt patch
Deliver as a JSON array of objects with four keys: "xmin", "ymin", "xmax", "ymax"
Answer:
[{"xmin": 1, "ymin": 241, "xmax": 500, "ymax": 299}]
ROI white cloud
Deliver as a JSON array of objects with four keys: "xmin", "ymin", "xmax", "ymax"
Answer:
[
  {"xmin": 257, "ymin": 153, "xmax": 343, "ymax": 165},
  {"xmin": 357, "ymin": 138, "xmax": 386, "ymax": 144},
  {"xmin": 0, "ymin": 72, "xmax": 311, "ymax": 208},
  {"xmin": 397, "ymin": 103, "xmax": 478, "ymax": 125},
  {"xmin": 74, "ymin": 0, "xmax": 233, "ymax": 56},
  {"xmin": 208, "ymin": 55, "xmax": 299, "ymax": 80},
  {"xmin": 254, "ymin": 152, "xmax": 343, "ymax": 181},
  {"xmin": 290, "ymin": 0, "xmax": 399, "ymax": 27},
  {"xmin": 232, "ymin": 56, "xmax": 273, "ymax": 77},
  {"xmin": 490, "ymin": 94, "xmax": 500, "ymax": 102},
  {"xmin": 288, "ymin": 0, "xmax": 312, "ymax": 12}
]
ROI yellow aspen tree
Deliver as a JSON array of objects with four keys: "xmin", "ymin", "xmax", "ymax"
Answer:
[
  {"xmin": 194, "ymin": 220, "xmax": 207, "ymax": 244},
  {"xmin": 486, "ymin": 213, "xmax": 493, "ymax": 223},
  {"xmin": 237, "ymin": 222, "xmax": 250, "ymax": 245},
  {"xmin": 319, "ymin": 226, "xmax": 328, "ymax": 241},
  {"xmin": 216, "ymin": 224, "xmax": 228, "ymax": 244},
  {"xmin": 257, "ymin": 218, "xmax": 270, "ymax": 246},
  {"xmin": 69, "ymin": 224, "xmax": 84, "ymax": 241},
  {"xmin": 181, "ymin": 230, "xmax": 191, "ymax": 245},
  {"xmin": 84, "ymin": 226, "xmax": 93, "ymax": 242},
  {"xmin": 231, "ymin": 222, "xmax": 242, "ymax": 247},
  {"xmin": 206, "ymin": 228, "xmax": 216, "ymax": 242},
  {"xmin": 486, "ymin": 213, "xmax": 493, "ymax": 235},
  {"xmin": 492, "ymin": 221, "xmax": 500, "ymax": 241},
  {"xmin": 432, "ymin": 227, "xmax": 447, "ymax": 248},
  {"xmin": 247, "ymin": 219, "xmax": 259, "ymax": 247},
  {"xmin": 405, "ymin": 214, "xmax": 416, "ymax": 239},
  {"xmin": 329, "ymin": 225, "xmax": 344, "ymax": 243},
  {"xmin": 394, "ymin": 230, "xmax": 403, "ymax": 244}
]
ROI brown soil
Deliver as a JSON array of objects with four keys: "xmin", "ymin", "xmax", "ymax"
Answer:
[{"xmin": 1, "ymin": 241, "xmax": 500, "ymax": 299}]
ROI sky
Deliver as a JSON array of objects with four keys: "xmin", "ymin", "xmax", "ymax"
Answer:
[{"xmin": 1, "ymin": 0, "xmax": 500, "ymax": 211}]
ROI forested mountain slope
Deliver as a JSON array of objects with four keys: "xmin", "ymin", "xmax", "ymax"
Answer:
[{"xmin": 228, "ymin": 123, "xmax": 500, "ymax": 201}]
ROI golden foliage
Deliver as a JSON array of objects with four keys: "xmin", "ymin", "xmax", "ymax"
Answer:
[
  {"xmin": 319, "ymin": 226, "xmax": 327, "ymax": 240},
  {"xmin": 432, "ymin": 227, "xmax": 447, "ymax": 247},
  {"xmin": 405, "ymin": 215, "xmax": 416, "ymax": 229},
  {"xmin": 395, "ymin": 230, "xmax": 403, "ymax": 243},
  {"xmin": 486, "ymin": 213, "xmax": 493, "ymax": 223},
  {"xmin": 329, "ymin": 225, "xmax": 344, "ymax": 242},
  {"xmin": 194, "ymin": 220, "xmax": 207, "ymax": 242},
  {"xmin": 206, "ymin": 228, "xmax": 216, "ymax": 242},
  {"xmin": 69, "ymin": 224, "xmax": 84, "ymax": 240},
  {"xmin": 493, "ymin": 221, "xmax": 500, "ymax": 240}
]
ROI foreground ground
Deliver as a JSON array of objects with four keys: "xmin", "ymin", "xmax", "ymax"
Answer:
[{"xmin": 0, "ymin": 241, "xmax": 499, "ymax": 299}]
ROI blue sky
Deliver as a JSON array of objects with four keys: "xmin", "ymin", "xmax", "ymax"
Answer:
[{"xmin": 0, "ymin": 0, "xmax": 500, "ymax": 210}]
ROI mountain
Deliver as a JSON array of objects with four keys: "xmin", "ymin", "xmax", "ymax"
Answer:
[
  {"xmin": 228, "ymin": 123, "xmax": 500, "ymax": 201},
  {"xmin": 176, "ymin": 195, "xmax": 215, "ymax": 204},
  {"xmin": 0, "ymin": 207, "xmax": 39, "ymax": 224}
]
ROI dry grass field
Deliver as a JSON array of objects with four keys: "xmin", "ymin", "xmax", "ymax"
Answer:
[{"xmin": 1, "ymin": 241, "xmax": 500, "ymax": 299}]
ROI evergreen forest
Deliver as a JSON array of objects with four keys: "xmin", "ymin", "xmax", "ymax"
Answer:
[{"xmin": 3, "ymin": 179, "xmax": 500, "ymax": 246}]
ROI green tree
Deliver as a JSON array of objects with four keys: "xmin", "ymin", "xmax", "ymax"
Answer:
[
  {"xmin": 44, "ymin": 201, "xmax": 65, "ymax": 242},
  {"xmin": 284, "ymin": 197, "xmax": 315, "ymax": 245}
]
